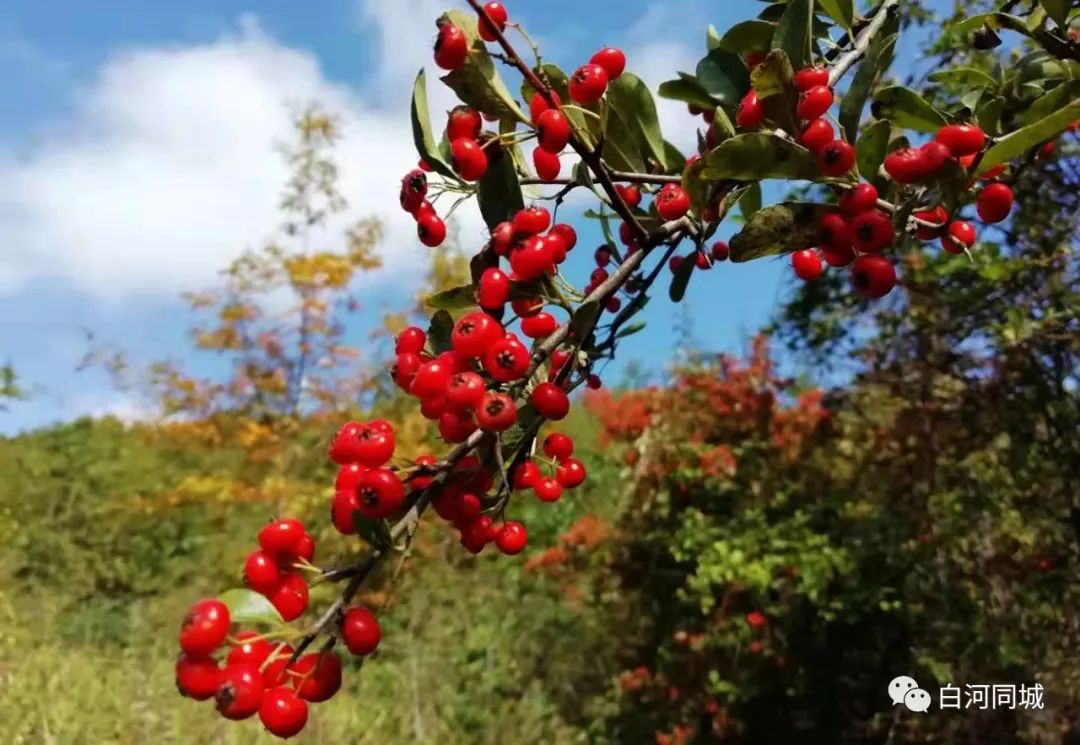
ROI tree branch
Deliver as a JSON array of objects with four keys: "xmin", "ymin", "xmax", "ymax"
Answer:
[{"xmin": 828, "ymin": 0, "xmax": 901, "ymax": 88}]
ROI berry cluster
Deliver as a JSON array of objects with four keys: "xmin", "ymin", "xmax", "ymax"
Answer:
[{"xmin": 176, "ymin": 521, "xmax": 384, "ymax": 738}]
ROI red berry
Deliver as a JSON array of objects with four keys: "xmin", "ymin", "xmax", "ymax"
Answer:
[
  {"xmin": 511, "ymin": 235, "xmax": 555, "ymax": 280},
  {"xmin": 411, "ymin": 358, "xmax": 453, "ymax": 399},
  {"xmin": 746, "ymin": 611, "xmax": 768, "ymax": 629},
  {"xmin": 791, "ymin": 249, "xmax": 823, "ymax": 281},
  {"xmin": 227, "ymin": 632, "xmax": 273, "ymax": 669},
  {"xmin": 478, "ymin": 267, "xmax": 511, "ymax": 310},
  {"xmin": 884, "ymin": 147, "xmax": 929, "ymax": 184},
  {"xmin": 919, "ymin": 140, "xmax": 952, "ymax": 176},
  {"xmin": 399, "ymin": 169, "xmax": 428, "ymax": 213},
  {"xmin": 417, "ymin": 211, "xmax": 447, "ymax": 247},
  {"xmin": 736, "ymin": 91, "xmax": 763, "ymax": 129},
  {"xmin": 745, "ymin": 51, "xmax": 766, "ymax": 69},
  {"xmin": 512, "ymin": 297, "xmax": 543, "ymax": 317},
  {"xmin": 800, "ymin": 118, "xmax": 834, "ymax": 153},
  {"xmin": 483, "ymin": 336, "xmax": 530, "ymax": 382},
  {"xmin": 850, "ymin": 255, "xmax": 897, "ymax": 298},
  {"xmin": 528, "ymin": 90, "xmax": 562, "ymax": 125},
  {"xmin": 512, "ymin": 205, "xmax": 552, "ymax": 235},
  {"xmin": 794, "ymin": 66, "xmax": 829, "ymax": 91},
  {"xmin": 668, "ymin": 255, "xmax": 684, "ymax": 274},
  {"xmin": 797, "ymin": 85, "xmax": 833, "ymax": 120},
  {"xmin": 695, "ymin": 251, "xmax": 713, "ymax": 270},
  {"xmin": 543, "ymin": 432, "xmax": 574, "ymax": 460},
  {"xmin": 513, "ymin": 460, "xmax": 539, "ymax": 490},
  {"xmin": 259, "ymin": 686, "xmax": 309, "ymax": 738},
  {"xmin": 1038, "ymin": 140, "xmax": 1056, "ymax": 159},
  {"xmin": 392, "ymin": 352, "xmax": 421, "ymax": 393},
  {"xmin": 616, "ymin": 184, "xmax": 641, "ymax": 207},
  {"xmin": 331, "ymin": 488, "xmax": 360, "ymax": 534},
  {"xmin": 495, "ymin": 521, "xmax": 529, "ymax": 555},
  {"xmin": 537, "ymin": 109, "xmax": 570, "ymax": 153},
  {"xmin": 446, "ymin": 105, "xmax": 482, "ymax": 142},
  {"xmin": 935, "ymin": 123, "xmax": 986, "ymax": 157},
  {"xmin": 409, "ymin": 454, "xmax": 438, "ymax": 491},
  {"xmin": 914, "ymin": 205, "xmax": 949, "ymax": 240},
  {"xmin": 491, "ymin": 221, "xmax": 514, "ymax": 254},
  {"xmin": 605, "ymin": 296, "xmax": 622, "ymax": 313},
  {"xmin": 450, "ymin": 138, "xmax": 488, "ymax": 181},
  {"xmin": 294, "ymin": 652, "xmax": 342, "ymax": 703},
  {"xmin": 434, "ymin": 23, "xmax": 468, "ymax": 70},
  {"xmin": 446, "ymin": 371, "xmax": 485, "ymax": 412},
  {"xmin": 477, "ymin": 1, "xmax": 508, "ymax": 42},
  {"xmin": 711, "ymin": 241, "xmax": 730, "ymax": 261},
  {"xmin": 351, "ymin": 421, "xmax": 394, "ymax": 468},
  {"xmin": 216, "ymin": 663, "xmax": 264, "ymax": 721},
  {"xmin": 395, "ymin": 326, "xmax": 426, "ymax": 355},
  {"xmin": 943, "ymin": 220, "xmax": 976, "ymax": 254},
  {"xmin": 590, "ymin": 47, "xmax": 626, "ymax": 80},
  {"xmin": 818, "ymin": 212, "xmax": 852, "ymax": 252},
  {"xmin": 475, "ymin": 391, "xmax": 518, "ymax": 431},
  {"xmin": 418, "ymin": 158, "xmax": 433, "ymax": 172},
  {"xmin": 817, "ymin": 140, "xmax": 855, "ymax": 177},
  {"xmin": 550, "ymin": 223, "xmax": 577, "ymax": 252},
  {"xmin": 533, "ymin": 147, "xmax": 561, "ymax": 180},
  {"xmin": 356, "ymin": 467, "xmax": 406, "ymax": 519},
  {"xmin": 531, "ymin": 382, "xmax": 570, "ymax": 420},
  {"xmin": 556, "ymin": 457, "xmax": 587, "ymax": 488},
  {"xmin": 180, "ymin": 599, "xmax": 230, "ymax": 656},
  {"xmin": 850, "ymin": 210, "xmax": 895, "ymax": 253},
  {"xmin": 439, "ymin": 410, "xmax": 478, "ymax": 443},
  {"xmin": 587, "ymin": 374, "xmax": 602, "ymax": 389},
  {"xmin": 534, "ymin": 477, "xmax": 563, "ymax": 503},
  {"xmin": 176, "ymin": 653, "xmax": 222, "ymax": 701},
  {"xmin": 656, "ymin": 185, "xmax": 690, "ymax": 221},
  {"xmin": 328, "ymin": 421, "xmax": 363, "ymax": 465},
  {"xmin": 451, "ymin": 311, "xmax": 502, "ymax": 358},
  {"xmin": 822, "ymin": 243, "xmax": 855, "ymax": 267},
  {"xmin": 840, "ymin": 183, "xmax": 879, "ymax": 216},
  {"xmin": 244, "ymin": 551, "xmax": 281, "ymax": 594},
  {"xmin": 267, "ymin": 574, "xmax": 309, "ymax": 622},
  {"xmin": 460, "ymin": 514, "xmax": 495, "ymax": 553},
  {"xmin": 342, "ymin": 607, "xmax": 382, "ymax": 656},
  {"xmin": 521, "ymin": 311, "xmax": 558, "ymax": 339},
  {"xmin": 976, "ymin": 182, "xmax": 1013, "ymax": 223},
  {"xmin": 568, "ymin": 63, "xmax": 609, "ymax": 104}
]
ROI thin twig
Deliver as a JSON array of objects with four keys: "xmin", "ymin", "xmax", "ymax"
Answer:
[{"xmin": 828, "ymin": 0, "xmax": 901, "ymax": 88}]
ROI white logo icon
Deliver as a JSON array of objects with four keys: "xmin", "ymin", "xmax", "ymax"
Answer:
[
  {"xmin": 889, "ymin": 676, "xmax": 930, "ymax": 712},
  {"xmin": 904, "ymin": 687, "xmax": 932, "ymax": 712}
]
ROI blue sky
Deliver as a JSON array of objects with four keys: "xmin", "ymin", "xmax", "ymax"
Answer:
[{"xmin": 0, "ymin": 0, "xmax": 940, "ymax": 433}]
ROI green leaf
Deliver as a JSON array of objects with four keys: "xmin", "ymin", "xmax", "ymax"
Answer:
[
  {"xmin": 569, "ymin": 301, "xmax": 600, "ymax": 344},
  {"xmin": 669, "ymin": 252, "xmax": 696, "ymax": 302},
  {"xmin": 352, "ymin": 512, "xmax": 393, "ymax": 551},
  {"xmin": 218, "ymin": 589, "xmax": 283, "ymax": 627},
  {"xmin": 616, "ymin": 320, "xmax": 647, "ymax": 339},
  {"xmin": 410, "ymin": 70, "xmax": 457, "ymax": 181},
  {"xmin": 439, "ymin": 10, "xmax": 528, "ymax": 124},
  {"xmin": 425, "ymin": 286, "xmax": 476, "ymax": 312},
  {"xmin": 1040, "ymin": 0, "xmax": 1069, "ymax": 28},
  {"xmin": 872, "ymin": 86, "xmax": 948, "ymax": 133},
  {"xmin": 772, "ymin": 0, "xmax": 813, "ymax": 70},
  {"xmin": 427, "ymin": 309, "xmax": 455, "ymax": 354},
  {"xmin": 928, "ymin": 67, "xmax": 998, "ymax": 90},
  {"xmin": 978, "ymin": 95, "xmax": 1080, "ymax": 176},
  {"xmin": 839, "ymin": 31, "xmax": 897, "ymax": 141},
  {"xmin": 977, "ymin": 96, "xmax": 1006, "ymax": 135},
  {"xmin": 1018, "ymin": 81, "xmax": 1080, "ymax": 126},
  {"xmin": 740, "ymin": 183, "xmax": 763, "ymax": 221},
  {"xmin": 477, "ymin": 145, "xmax": 524, "ymax": 230},
  {"xmin": 718, "ymin": 21, "xmax": 775, "ymax": 56},
  {"xmin": 751, "ymin": 50, "xmax": 798, "ymax": 133},
  {"xmin": 658, "ymin": 75, "xmax": 718, "ymax": 111},
  {"xmin": 663, "ymin": 140, "xmax": 688, "ymax": 174},
  {"xmin": 856, "ymin": 119, "xmax": 891, "ymax": 182},
  {"xmin": 729, "ymin": 202, "xmax": 833, "ymax": 263},
  {"xmin": 681, "ymin": 154, "xmax": 712, "ymax": 214},
  {"xmin": 695, "ymin": 48, "xmax": 751, "ymax": 105},
  {"xmin": 698, "ymin": 133, "xmax": 818, "ymax": 181},
  {"xmin": 817, "ymin": 0, "xmax": 853, "ymax": 30},
  {"xmin": 604, "ymin": 73, "xmax": 668, "ymax": 172}
]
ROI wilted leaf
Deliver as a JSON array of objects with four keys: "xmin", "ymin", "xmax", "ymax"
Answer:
[
  {"xmin": 730, "ymin": 202, "xmax": 833, "ymax": 263},
  {"xmin": 699, "ymin": 133, "xmax": 818, "ymax": 181},
  {"xmin": 427, "ymin": 309, "xmax": 455, "ymax": 353},
  {"xmin": 425, "ymin": 286, "xmax": 476, "ymax": 311}
]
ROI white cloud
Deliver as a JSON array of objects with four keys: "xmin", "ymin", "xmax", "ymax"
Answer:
[{"xmin": 0, "ymin": 14, "xmax": 487, "ymax": 301}]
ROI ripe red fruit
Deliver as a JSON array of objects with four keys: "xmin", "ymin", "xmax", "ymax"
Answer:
[
  {"xmin": 418, "ymin": 158, "xmax": 432, "ymax": 172},
  {"xmin": 850, "ymin": 210, "xmax": 895, "ymax": 253},
  {"xmin": 439, "ymin": 410, "xmax": 478, "ymax": 443},
  {"xmin": 550, "ymin": 223, "xmax": 577, "ymax": 252},
  {"xmin": 491, "ymin": 221, "xmax": 514, "ymax": 254},
  {"xmin": 528, "ymin": 90, "xmax": 562, "ymax": 124},
  {"xmin": 943, "ymin": 220, "xmax": 976, "ymax": 254},
  {"xmin": 818, "ymin": 140, "xmax": 855, "ymax": 177},
  {"xmin": 451, "ymin": 311, "xmax": 502, "ymax": 358},
  {"xmin": 477, "ymin": 1, "xmax": 508, "ymax": 42},
  {"xmin": 446, "ymin": 371, "xmax": 485, "ymax": 412},
  {"xmin": 712, "ymin": 241, "xmax": 730, "ymax": 261},
  {"xmin": 328, "ymin": 421, "xmax": 362, "ymax": 464},
  {"xmin": 914, "ymin": 205, "xmax": 949, "ymax": 240},
  {"xmin": 976, "ymin": 182, "xmax": 1014, "ymax": 223},
  {"xmin": 351, "ymin": 422, "xmax": 394, "ymax": 468},
  {"xmin": 568, "ymin": 63, "xmax": 609, "ymax": 104},
  {"xmin": 800, "ymin": 119, "xmax": 834, "ymax": 152},
  {"xmin": 884, "ymin": 147, "xmax": 929, "ymax": 184},
  {"xmin": 450, "ymin": 138, "xmax": 488, "ymax": 181},
  {"xmin": 434, "ymin": 23, "xmax": 468, "ymax": 70},
  {"xmin": 555, "ymin": 457, "xmax": 587, "ymax": 488},
  {"xmin": 411, "ymin": 358, "xmax": 453, "ymax": 399},
  {"xmin": 356, "ymin": 467, "xmax": 406, "ymax": 519},
  {"xmin": 850, "ymin": 255, "xmax": 897, "ymax": 298},
  {"xmin": 615, "ymin": 183, "xmax": 642, "ymax": 207},
  {"xmin": 513, "ymin": 205, "xmax": 552, "ymax": 235},
  {"xmin": 818, "ymin": 212, "xmax": 851, "ymax": 252},
  {"xmin": 331, "ymin": 489, "xmax": 360, "ymax": 534},
  {"xmin": 746, "ymin": 611, "xmax": 768, "ymax": 629},
  {"xmin": 533, "ymin": 147, "xmax": 561, "ymax": 180},
  {"xmin": 511, "ymin": 235, "xmax": 555, "ymax": 279},
  {"xmin": 695, "ymin": 251, "xmax": 713, "ymax": 270},
  {"xmin": 919, "ymin": 140, "xmax": 952, "ymax": 176},
  {"xmin": 1038, "ymin": 140, "xmax": 1056, "ymax": 159},
  {"xmin": 336, "ymin": 464, "xmax": 365, "ymax": 493},
  {"xmin": 546, "ymin": 231, "xmax": 569, "ymax": 264},
  {"xmin": 483, "ymin": 336, "xmax": 530, "ymax": 382},
  {"xmin": 395, "ymin": 326, "xmax": 426, "ymax": 355},
  {"xmin": 587, "ymin": 374, "xmax": 602, "ymax": 390},
  {"xmin": 244, "ymin": 551, "xmax": 281, "ymax": 594},
  {"xmin": 495, "ymin": 521, "xmax": 529, "ymax": 555},
  {"xmin": 176, "ymin": 653, "xmax": 222, "ymax": 701},
  {"xmin": 399, "ymin": 169, "xmax": 428, "ymax": 213},
  {"xmin": 477, "ymin": 267, "xmax": 510, "ymax": 310},
  {"xmin": 522, "ymin": 311, "xmax": 558, "ymax": 339},
  {"xmin": 656, "ymin": 185, "xmax": 691, "ymax": 221},
  {"xmin": 935, "ymin": 123, "xmax": 986, "ymax": 157},
  {"xmin": 446, "ymin": 106, "xmax": 482, "ymax": 142},
  {"xmin": 534, "ymin": 477, "xmax": 563, "ymax": 503},
  {"xmin": 267, "ymin": 574, "xmax": 309, "ymax": 622},
  {"xmin": 736, "ymin": 91, "xmax": 763, "ymax": 129},
  {"xmin": 216, "ymin": 663, "xmax": 264, "ymax": 721},
  {"xmin": 259, "ymin": 686, "xmax": 309, "ymax": 738},
  {"xmin": 476, "ymin": 391, "xmax": 518, "ymax": 431},
  {"xmin": 513, "ymin": 297, "xmax": 543, "ymax": 317},
  {"xmin": 392, "ymin": 353, "xmax": 421, "ymax": 393},
  {"xmin": 342, "ymin": 607, "xmax": 382, "ymax": 656},
  {"xmin": 513, "ymin": 460, "xmax": 539, "ymax": 490},
  {"xmin": 590, "ymin": 47, "xmax": 626, "ymax": 80},
  {"xmin": 543, "ymin": 432, "xmax": 574, "ymax": 460},
  {"xmin": 840, "ymin": 183, "xmax": 879, "ymax": 216},
  {"xmin": 537, "ymin": 109, "xmax": 571, "ymax": 153},
  {"xmin": 794, "ymin": 66, "xmax": 829, "ymax": 91},
  {"xmin": 180, "ymin": 598, "xmax": 230, "ymax": 655},
  {"xmin": 294, "ymin": 652, "xmax": 342, "ymax": 703},
  {"xmin": 822, "ymin": 244, "xmax": 855, "ymax": 267},
  {"xmin": 227, "ymin": 632, "xmax": 273, "ymax": 668},
  {"xmin": 260, "ymin": 518, "xmax": 306, "ymax": 559},
  {"xmin": 531, "ymin": 382, "xmax": 570, "ymax": 420},
  {"xmin": 417, "ymin": 211, "xmax": 447, "ymax": 247},
  {"xmin": 791, "ymin": 249, "xmax": 823, "ymax": 281},
  {"xmin": 797, "ymin": 85, "xmax": 833, "ymax": 120}
]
